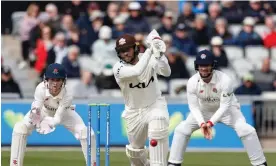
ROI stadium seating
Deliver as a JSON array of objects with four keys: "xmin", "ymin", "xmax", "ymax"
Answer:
[
  {"xmin": 229, "ymin": 24, "xmax": 242, "ymax": 36},
  {"xmin": 245, "ymin": 46, "xmax": 270, "ymax": 70},
  {"xmin": 3, "ymin": 2, "xmax": 276, "ymax": 99},
  {"xmin": 231, "ymin": 58, "xmax": 254, "ymax": 78},
  {"xmin": 11, "ymin": 11, "xmax": 25, "ymax": 36},
  {"xmin": 224, "ymin": 46, "xmax": 244, "ymax": 61}
]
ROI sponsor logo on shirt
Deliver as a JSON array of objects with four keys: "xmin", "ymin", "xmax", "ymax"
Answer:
[
  {"xmin": 129, "ymin": 76, "xmax": 154, "ymax": 89},
  {"xmin": 223, "ymin": 92, "xmax": 233, "ymax": 97},
  {"xmin": 201, "ymin": 96, "xmax": 220, "ymax": 103},
  {"xmin": 44, "ymin": 104, "xmax": 70, "ymax": 111}
]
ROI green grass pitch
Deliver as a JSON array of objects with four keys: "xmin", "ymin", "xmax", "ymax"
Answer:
[{"xmin": 2, "ymin": 151, "xmax": 275, "ymax": 166}]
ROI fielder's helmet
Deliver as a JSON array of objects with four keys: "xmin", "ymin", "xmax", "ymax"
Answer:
[
  {"xmin": 194, "ymin": 49, "xmax": 217, "ymax": 70},
  {"xmin": 45, "ymin": 63, "xmax": 67, "ymax": 80},
  {"xmin": 115, "ymin": 34, "xmax": 139, "ymax": 55}
]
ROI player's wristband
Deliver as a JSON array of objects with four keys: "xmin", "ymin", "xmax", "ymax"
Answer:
[{"xmin": 207, "ymin": 121, "xmax": 214, "ymax": 127}]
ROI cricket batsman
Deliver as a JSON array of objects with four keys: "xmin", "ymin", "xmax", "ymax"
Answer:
[
  {"xmin": 10, "ymin": 63, "xmax": 96, "ymax": 166},
  {"xmin": 168, "ymin": 50, "xmax": 268, "ymax": 166},
  {"xmin": 113, "ymin": 30, "xmax": 171, "ymax": 166}
]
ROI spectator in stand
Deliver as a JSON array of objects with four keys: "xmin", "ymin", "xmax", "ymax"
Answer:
[
  {"xmin": 62, "ymin": 45, "xmax": 81, "ymax": 78},
  {"xmin": 191, "ymin": 14, "xmax": 210, "ymax": 45},
  {"xmin": 91, "ymin": 26, "xmax": 118, "ymax": 75},
  {"xmin": 66, "ymin": 26, "xmax": 87, "ymax": 54},
  {"xmin": 19, "ymin": 3, "xmax": 40, "ymax": 69},
  {"xmin": 176, "ymin": 2, "xmax": 195, "ymax": 28},
  {"xmin": 172, "ymin": 23, "xmax": 197, "ymax": 56},
  {"xmin": 76, "ymin": 2, "xmax": 100, "ymax": 54},
  {"xmin": 92, "ymin": 26, "xmax": 119, "ymax": 92},
  {"xmin": 89, "ymin": 11, "xmax": 104, "ymax": 41},
  {"xmin": 235, "ymin": 17, "xmax": 263, "ymax": 47},
  {"xmin": 134, "ymin": 32, "xmax": 147, "ymax": 53},
  {"xmin": 221, "ymin": 1, "xmax": 244, "ymax": 24},
  {"xmin": 124, "ymin": 2, "xmax": 150, "ymax": 34},
  {"xmin": 143, "ymin": 0, "xmax": 165, "ymax": 18},
  {"xmin": 209, "ymin": 36, "xmax": 229, "ymax": 69},
  {"xmin": 157, "ymin": 11, "xmax": 175, "ymax": 36},
  {"xmin": 112, "ymin": 16, "xmax": 127, "ymax": 39},
  {"xmin": 63, "ymin": 0, "xmax": 86, "ymax": 21},
  {"xmin": 178, "ymin": 1, "xmax": 208, "ymax": 14},
  {"xmin": 142, "ymin": 0, "xmax": 165, "ymax": 29},
  {"xmin": 244, "ymin": 0, "xmax": 267, "ymax": 24},
  {"xmin": 164, "ymin": 47, "xmax": 190, "ymax": 80},
  {"xmin": 103, "ymin": 2, "xmax": 119, "ymax": 27},
  {"xmin": 263, "ymin": 1, "xmax": 276, "ymax": 15},
  {"xmin": 29, "ymin": 14, "xmax": 49, "ymax": 51},
  {"xmin": 1, "ymin": 66, "xmax": 23, "ymax": 98},
  {"xmin": 235, "ymin": 73, "xmax": 262, "ymax": 95},
  {"xmin": 206, "ymin": 2, "xmax": 222, "ymax": 30},
  {"xmin": 48, "ymin": 32, "xmax": 68, "ymax": 65},
  {"xmin": 45, "ymin": 3, "xmax": 62, "ymax": 33},
  {"xmin": 61, "ymin": 14, "xmax": 75, "ymax": 40},
  {"xmin": 162, "ymin": 34, "xmax": 173, "ymax": 51},
  {"xmin": 252, "ymin": 58, "xmax": 276, "ymax": 91},
  {"xmin": 117, "ymin": 2, "xmax": 130, "ymax": 21},
  {"xmin": 34, "ymin": 25, "xmax": 53, "ymax": 76},
  {"xmin": 263, "ymin": 16, "xmax": 276, "ymax": 48},
  {"xmin": 211, "ymin": 17, "xmax": 234, "ymax": 45}
]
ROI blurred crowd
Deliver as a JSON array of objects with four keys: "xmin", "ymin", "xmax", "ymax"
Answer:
[{"xmin": 2, "ymin": 0, "xmax": 276, "ymax": 98}]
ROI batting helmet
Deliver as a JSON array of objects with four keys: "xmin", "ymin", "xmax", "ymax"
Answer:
[
  {"xmin": 115, "ymin": 34, "xmax": 140, "ymax": 56},
  {"xmin": 194, "ymin": 49, "xmax": 217, "ymax": 70},
  {"xmin": 45, "ymin": 63, "xmax": 67, "ymax": 80}
]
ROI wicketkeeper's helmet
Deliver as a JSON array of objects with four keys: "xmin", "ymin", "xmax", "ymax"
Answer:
[
  {"xmin": 194, "ymin": 49, "xmax": 217, "ymax": 71},
  {"xmin": 45, "ymin": 63, "xmax": 67, "ymax": 80}
]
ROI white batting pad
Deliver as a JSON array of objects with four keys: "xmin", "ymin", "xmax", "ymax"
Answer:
[
  {"xmin": 10, "ymin": 122, "xmax": 28, "ymax": 166},
  {"xmin": 148, "ymin": 117, "xmax": 169, "ymax": 166},
  {"xmin": 79, "ymin": 126, "xmax": 96, "ymax": 166},
  {"xmin": 126, "ymin": 145, "xmax": 150, "ymax": 166}
]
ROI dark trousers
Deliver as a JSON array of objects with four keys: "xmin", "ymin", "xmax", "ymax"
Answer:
[{"xmin": 21, "ymin": 40, "xmax": 30, "ymax": 61}]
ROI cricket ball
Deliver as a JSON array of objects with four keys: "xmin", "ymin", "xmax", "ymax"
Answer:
[{"xmin": 150, "ymin": 139, "xmax": 158, "ymax": 147}]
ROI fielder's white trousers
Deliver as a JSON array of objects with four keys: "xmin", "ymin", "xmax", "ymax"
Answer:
[{"xmin": 169, "ymin": 106, "xmax": 266, "ymax": 166}]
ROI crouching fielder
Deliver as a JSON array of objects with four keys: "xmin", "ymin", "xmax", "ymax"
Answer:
[
  {"xmin": 113, "ymin": 30, "xmax": 171, "ymax": 166},
  {"xmin": 10, "ymin": 63, "xmax": 96, "ymax": 166},
  {"xmin": 168, "ymin": 50, "xmax": 268, "ymax": 166}
]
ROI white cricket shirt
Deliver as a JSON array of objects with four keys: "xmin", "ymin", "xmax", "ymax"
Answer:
[
  {"xmin": 113, "ymin": 48, "xmax": 171, "ymax": 109},
  {"xmin": 31, "ymin": 82, "xmax": 73, "ymax": 125},
  {"xmin": 187, "ymin": 70, "xmax": 240, "ymax": 126}
]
